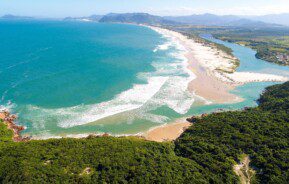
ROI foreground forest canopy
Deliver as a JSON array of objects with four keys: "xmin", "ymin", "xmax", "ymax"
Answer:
[{"xmin": 1, "ymin": 82, "xmax": 289, "ymax": 183}]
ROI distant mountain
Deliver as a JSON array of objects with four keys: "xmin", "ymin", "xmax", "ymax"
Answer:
[
  {"xmin": 164, "ymin": 13, "xmax": 280, "ymax": 27},
  {"xmin": 244, "ymin": 13, "xmax": 289, "ymax": 26},
  {"xmin": 225, "ymin": 18, "xmax": 279, "ymax": 27},
  {"xmin": 1, "ymin": 14, "xmax": 33, "ymax": 19},
  {"xmin": 164, "ymin": 13, "xmax": 240, "ymax": 25},
  {"xmin": 99, "ymin": 13, "xmax": 178, "ymax": 25},
  {"xmin": 64, "ymin": 15, "xmax": 103, "ymax": 22}
]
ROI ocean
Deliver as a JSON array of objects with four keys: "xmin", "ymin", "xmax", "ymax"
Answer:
[{"xmin": 0, "ymin": 20, "xmax": 288, "ymax": 138}]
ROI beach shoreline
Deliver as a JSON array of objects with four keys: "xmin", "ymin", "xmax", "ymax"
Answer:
[
  {"xmin": 140, "ymin": 25, "xmax": 289, "ymax": 142},
  {"xmin": 2, "ymin": 24, "xmax": 288, "ymax": 143},
  {"xmin": 0, "ymin": 110, "xmax": 191, "ymax": 143},
  {"xmin": 148, "ymin": 26, "xmax": 242, "ymax": 104},
  {"xmin": 143, "ymin": 119, "xmax": 191, "ymax": 142},
  {"xmin": 148, "ymin": 26, "xmax": 288, "ymax": 102}
]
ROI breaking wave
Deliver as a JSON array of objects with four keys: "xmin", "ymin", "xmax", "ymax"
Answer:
[{"xmin": 4, "ymin": 28, "xmax": 203, "ymax": 135}]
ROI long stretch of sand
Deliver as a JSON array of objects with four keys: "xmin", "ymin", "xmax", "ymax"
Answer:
[
  {"xmin": 143, "ymin": 26, "xmax": 289, "ymax": 142},
  {"xmin": 149, "ymin": 26, "xmax": 288, "ymax": 102},
  {"xmin": 2, "ymin": 25, "xmax": 288, "ymax": 143},
  {"xmin": 150, "ymin": 26, "xmax": 241, "ymax": 103}
]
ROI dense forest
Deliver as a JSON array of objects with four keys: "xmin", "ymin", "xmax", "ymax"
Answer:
[
  {"xmin": 176, "ymin": 82, "xmax": 289, "ymax": 183},
  {"xmin": 1, "ymin": 82, "xmax": 289, "ymax": 183}
]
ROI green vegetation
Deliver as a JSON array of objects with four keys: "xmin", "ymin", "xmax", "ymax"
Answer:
[
  {"xmin": 175, "ymin": 81, "xmax": 289, "ymax": 183},
  {"xmin": 181, "ymin": 30, "xmax": 240, "ymax": 72},
  {"xmin": 177, "ymin": 28, "xmax": 236, "ymax": 57},
  {"xmin": 213, "ymin": 28, "xmax": 289, "ymax": 66},
  {"xmin": 0, "ymin": 120, "xmax": 13, "ymax": 143},
  {"xmin": 192, "ymin": 33, "xmax": 235, "ymax": 56},
  {"xmin": 171, "ymin": 26, "xmax": 289, "ymax": 66},
  {"xmin": 0, "ymin": 137, "xmax": 212, "ymax": 183},
  {"xmin": 1, "ymin": 82, "xmax": 289, "ymax": 183},
  {"xmin": 164, "ymin": 26, "xmax": 240, "ymax": 72}
]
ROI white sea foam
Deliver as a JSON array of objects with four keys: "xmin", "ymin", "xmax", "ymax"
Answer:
[
  {"xmin": 16, "ymin": 26, "xmax": 201, "ymax": 133},
  {"xmin": 32, "ymin": 131, "xmax": 146, "ymax": 140},
  {"xmin": 137, "ymin": 112, "xmax": 170, "ymax": 123},
  {"xmin": 26, "ymin": 76, "xmax": 168, "ymax": 128},
  {"xmin": 0, "ymin": 101, "xmax": 16, "ymax": 112},
  {"xmin": 153, "ymin": 41, "xmax": 173, "ymax": 52},
  {"xmin": 140, "ymin": 63, "xmax": 195, "ymax": 115}
]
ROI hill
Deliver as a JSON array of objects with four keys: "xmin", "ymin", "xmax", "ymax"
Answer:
[
  {"xmin": 164, "ymin": 13, "xmax": 281, "ymax": 27},
  {"xmin": 99, "ymin": 13, "xmax": 179, "ymax": 25},
  {"xmin": 64, "ymin": 15, "xmax": 103, "ymax": 22},
  {"xmin": 244, "ymin": 13, "xmax": 289, "ymax": 26},
  {"xmin": 0, "ymin": 14, "xmax": 33, "ymax": 19},
  {"xmin": 1, "ymin": 81, "xmax": 289, "ymax": 183},
  {"xmin": 99, "ymin": 13, "xmax": 278, "ymax": 27},
  {"xmin": 164, "ymin": 13, "xmax": 240, "ymax": 25},
  {"xmin": 176, "ymin": 81, "xmax": 289, "ymax": 183}
]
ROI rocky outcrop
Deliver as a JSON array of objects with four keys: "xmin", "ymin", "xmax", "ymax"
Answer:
[{"xmin": 0, "ymin": 110, "xmax": 30, "ymax": 142}]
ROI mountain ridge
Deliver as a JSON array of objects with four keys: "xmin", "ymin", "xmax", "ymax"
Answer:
[
  {"xmin": 2, "ymin": 13, "xmax": 286, "ymax": 28},
  {"xmin": 99, "ymin": 13, "xmax": 179, "ymax": 25},
  {"xmin": 243, "ymin": 13, "xmax": 289, "ymax": 26},
  {"xmin": 98, "ymin": 13, "xmax": 283, "ymax": 28},
  {"xmin": 163, "ymin": 13, "xmax": 283, "ymax": 27}
]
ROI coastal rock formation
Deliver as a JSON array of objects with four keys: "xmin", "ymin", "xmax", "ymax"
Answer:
[{"xmin": 0, "ymin": 110, "xmax": 29, "ymax": 142}]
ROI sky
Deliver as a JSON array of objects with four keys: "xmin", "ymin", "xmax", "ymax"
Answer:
[{"xmin": 1, "ymin": 0, "xmax": 289, "ymax": 18}]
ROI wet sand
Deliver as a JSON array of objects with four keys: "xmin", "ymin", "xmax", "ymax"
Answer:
[
  {"xmin": 143, "ymin": 26, "xmax": 286, "ymax": 142},
  {"xmin": 148, "ymin": 26, "xmax": 242, "ymax": 104},
  {"xmin": 144, "ymin": 120, "xmax": 191, "ymax": 142},
  {"xmin": 187, "ymin": 52, "xmax": 242, "ymax": 103},
  {"xmin": 148, "ymin": 26, "xmax": 287, "ymax": 104},
  {"xmin": 141, "ymin": 26, "xmax": 243, "ymax": 142}
]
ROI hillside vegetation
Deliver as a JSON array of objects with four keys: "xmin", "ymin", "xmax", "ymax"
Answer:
[
  {"xmin": 1, "ymin": 82, "xmax": 289, "ymax": 183},
  {"xmin": 0, "ymin": 120, "xmax": 13, "ymax": 143},
  {"xmin": 176, "ymin": 81, "xmax": 289, "ymax": 183}
]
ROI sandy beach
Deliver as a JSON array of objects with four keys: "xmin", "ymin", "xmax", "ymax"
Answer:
[
  {"xmin": 187, "ymin": 52, "xmax": 241, "ymax": 103},
  {"xmin": 149, "ymin": 26, "xmax": 288, "ymax": 103},
  {"xmin": 142, "ymin": 26, "xmax": 289, "ymax": 142},
  {"xmin": 143, "ymin": 120, "xmax": 191, "ymax": 142},
  {"xmin": 2, "ymin": 25, "xmax": 288, "ymax": 143},
  {"xmin": 149, "ymin": 26, "xmax": 241, "ymax": 104}
]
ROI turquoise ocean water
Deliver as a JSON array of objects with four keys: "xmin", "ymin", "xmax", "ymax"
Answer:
[{"xmin": 0, "ymin": 20, "xmax": 288, "ymax": 138}]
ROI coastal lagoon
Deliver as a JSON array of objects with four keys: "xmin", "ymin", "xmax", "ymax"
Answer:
[{"xmin": 1, "ymin": 20, "xmax": 289, "ymax": 138}]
